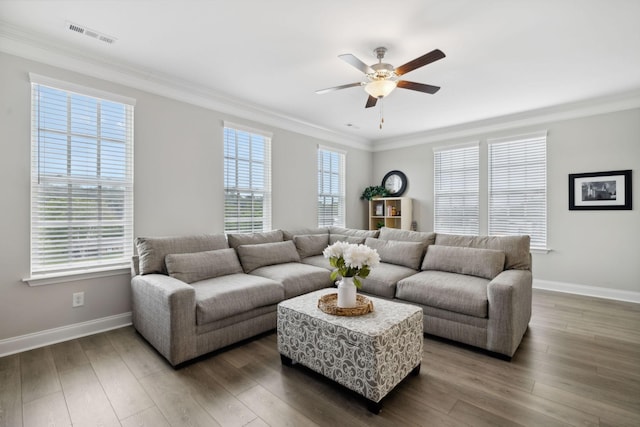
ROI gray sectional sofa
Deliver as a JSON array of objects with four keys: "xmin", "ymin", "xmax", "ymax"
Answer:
[{"xmin": 131, "ymin": 226, "xmax": 531, "ymax": 366}]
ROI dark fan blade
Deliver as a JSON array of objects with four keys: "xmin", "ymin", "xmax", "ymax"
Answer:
[
  {"xmin": 365, "ymin": 95, "xmax": 378, "ymax": 108},
  {"xmin": 339, "ymin": 54, "xmax": 374, "ymax": 74},
  {"xmin": 315, "ymin": 82, "xmax": 363, "ymax": 95},
  {"xmin": 395, "ymin": 49, "xmax": 445, "ymax": 76},
  {"xmin": 397, "ymin": 80, "xmax": 441, "ymax": 94}
]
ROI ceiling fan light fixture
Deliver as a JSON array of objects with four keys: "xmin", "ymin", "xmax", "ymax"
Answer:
[{"xmin": 365, "ymin": 79, "xmax": 397, "ymax": 98}]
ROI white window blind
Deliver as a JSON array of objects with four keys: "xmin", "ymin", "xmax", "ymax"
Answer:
[
  {"xmin": 488, "ymin": 132, "xmax": 547, "ymax": 250},
  {"xmin": 30, "ymin": 76, "xmax": 134, "ymax": 276},
  {"xmin": 317, "ymin": 146, "xmax": 345, "ymax": 227},
  {"xmin": 223, "ymin": 123, "xmax": 272, "ymax": 233},
  {"xmin": 433, "ymin": 144, "xmax": 479, "ymax": 234}
]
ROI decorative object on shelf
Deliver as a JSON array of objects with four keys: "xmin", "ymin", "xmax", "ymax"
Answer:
[
  {"xmin": 360, "ymin": 185, "xmax": 389, "ymax": 201},
  {"xmin": 382, "ymin": 170, "xmax": 407, "ymax": 197},
  {"xmin": 317, "ymin": 293, "xmax": 374, "ymax": 316},
  {"xmin": 368, "ymin": 197, "xmax": 413, "ymax": 230},
  {"xmin": 323, "ymin": 241, "xmax": 380, "ymax": 308},
  {"xmin": 569, "ymin": 170, "xmax": 632, "ymax": 210}
]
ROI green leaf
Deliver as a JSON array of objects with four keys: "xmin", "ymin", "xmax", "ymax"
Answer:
[{"xmin": 353, "ymin": 276, "xmax": 362, "ymax": 288}]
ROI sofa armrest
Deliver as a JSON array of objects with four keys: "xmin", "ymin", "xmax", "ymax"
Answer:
[
  {"xmin": 131, "ymin": 274, "xmax": 197, "ymax": 366},
  {"xmin": 486, "ymin": 269, "xmax": 532, "ymax": 356}
]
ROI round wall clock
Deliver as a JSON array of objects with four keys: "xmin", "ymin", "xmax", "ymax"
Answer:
[{"xmin": 382, "ymin": 170, "xmax": 407, "ymax": 197}]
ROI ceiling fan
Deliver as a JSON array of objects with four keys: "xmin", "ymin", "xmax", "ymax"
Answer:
[{"xmin": 316, "ymin": 47, "xmax": 446, "ymax": 110}]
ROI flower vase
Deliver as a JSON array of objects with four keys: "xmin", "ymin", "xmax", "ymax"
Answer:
[{"xmin": 337, "ymin": 277, "xmax": 357, "ymax": 308}]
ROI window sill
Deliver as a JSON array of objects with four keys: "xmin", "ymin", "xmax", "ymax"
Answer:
[
  {"xmin": 23, "ymin": 265, "xmax": 131, "ymax": 286},
  {"xmin": 531, "ymin": 248, "xmax": 552, "ymax": 254}
]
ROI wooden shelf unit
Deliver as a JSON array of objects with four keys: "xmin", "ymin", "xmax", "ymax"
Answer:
[{"xmin": 368, "ymin": 197, "xmax": 412, "ymax": 230}]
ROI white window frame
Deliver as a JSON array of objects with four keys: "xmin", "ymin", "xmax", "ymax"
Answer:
[
  {"xmin": 26, "ymin": 74, "xmax": 135, "ymax": 284},
  {"xmin": 433, "ymin": 142, "xmax": 480, "ymax": 235},
  {"xmin": 223, "ymin": 121, "xmax": 272, "ymax": 233},
  {"xmin": 488, "ymin": 131, "xmax": 547, "ymax": 250},
  {"xmin": 317, "ymin": 146, "xmax": 346, "ymax": 227}
]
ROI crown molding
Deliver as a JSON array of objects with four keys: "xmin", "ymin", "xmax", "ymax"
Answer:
[
  {"xmin": 3, "ymin": 21, "xmax": 639, "ymax": 155},
  {"xmin": 0, "ymin": 21, "xmax": 372, "ymax": 152},
  {"xmin": 372, "ymin": 89, "xmax": 640, "ymax": 152}
]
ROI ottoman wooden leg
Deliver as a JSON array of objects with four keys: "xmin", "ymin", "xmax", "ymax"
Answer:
[
  {"xmin": 411, "ymin": 363, "xmax": 421, "ymax": 376},
  {"xmin": 280, "ymin": 354, "xmax": 293, "ymax": 366},
  {"xmin": 366, "ymin": 399, "xmax": 382, "ymax": 414}
]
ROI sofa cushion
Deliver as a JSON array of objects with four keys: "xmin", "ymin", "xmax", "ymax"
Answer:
[
  {"xmin": 293, "ymin": 234, "xmax": 329, "ymax": 258},
  {"xmin": 422, "ymin": 245, "xmax": 505, "ymax": 280},
  {"xmin": 192, "ymin": 273, "xmax": 284, "ymax": 324},
  {"xmin": 165, "ymin": 248, "xmax": 243, "ymax": 284},
  {"xmin": 282, "ymin": 227, "xmax": 328, "ymax": 241},
  {"xmin": 364, "ymin": 237, "xmax": 425, "ymax": 270},
  {"xmin": 359, "ymin": 263, "xmax": 419, "ymax": 299},
  {"xmin": 434, "ymin": 234, "xmax": 530, "ymax": 271},
  {"xmin": 136, "ymin": 234, "xmax": 229, "ymax": 275},
  {"xmin": 397, "ymin": 270, "xmax": 490, "ymax": 318},
  {"xmin": 250, "ymin": 263, "xmax": 331, "ymax": 298},
  {"xmin": 328, "ymin": 226, "xmax": 379, "ymax": 239},
  {"xmin": 236, "ymin": 240, "xmax": 301, "ymax": 273},
  {"xmin": 329, "ymin": 234, "xmax": 365, "ymax": 245},
  {"xmin": 378, "ymin": 227, "xmax": 436, "ymax": 246},
  {"xmin": 227, "ymin": 229, "xmax": 284, "ymax": 249}
]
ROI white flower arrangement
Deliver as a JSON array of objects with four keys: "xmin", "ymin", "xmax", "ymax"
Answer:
[{"xmin": 322, "ymin": 241, "xmax": 380, "ymax": 288}]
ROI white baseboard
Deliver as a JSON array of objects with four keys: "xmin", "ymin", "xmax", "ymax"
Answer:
[
  {"xmin": 533, "ymin": 279, "xmax": 640, "ymax": 304},
  {"xmin": 0, "ymin": 312, "xmax": 132, "ymax": 358}
]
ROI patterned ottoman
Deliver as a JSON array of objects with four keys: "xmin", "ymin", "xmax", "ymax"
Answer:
[{"xmin": 277, "ymin": 289, "xmax": 423, "ymax": 413}]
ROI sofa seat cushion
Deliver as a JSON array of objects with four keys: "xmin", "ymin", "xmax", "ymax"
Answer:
[
  {"xmin": 397, "ymin": 271, "xmax": 490, "ymax": 318},
  {"xmin": 250, "ymin": 263, "xmax": 331, "ymax": 298},
  {"xmin": 359, "ymin": 263, "xmax": 418, "ymax": 299},
  {"xmin": 300, "ymin": 254, "xmax": 332, "ymax": 270},
  {"xmin": 192, "ymin": 273, "xmax": 284, "ymax": 325}
]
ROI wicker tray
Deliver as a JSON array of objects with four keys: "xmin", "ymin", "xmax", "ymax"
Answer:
[{"xmin": 317, "ymin": 293, "xmax": 374, "ymax": 316}]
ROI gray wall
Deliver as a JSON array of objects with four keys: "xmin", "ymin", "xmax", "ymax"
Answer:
[
  {"xmin": 0, "ymin": 52, "xmax": 372, "ymax": 341},
  {"xmin": 373, "ymin": 109, "xmax": 640, "ymax": 293}
]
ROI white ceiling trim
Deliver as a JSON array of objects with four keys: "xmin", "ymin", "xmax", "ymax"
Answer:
[
  {"xmin": 372, "ymin": 89, "xmax": 640, "ymax": 152},
  {"xmin": 0, "ymin": 21, "xmax": 372, "ymax": 152}
]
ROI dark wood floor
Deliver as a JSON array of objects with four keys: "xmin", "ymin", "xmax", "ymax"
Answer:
[{"xmin": 1, "ymin": 289, "xmax": 639, "ymax": 427}]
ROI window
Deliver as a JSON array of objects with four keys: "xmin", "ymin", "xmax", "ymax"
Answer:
[
  {"xmin": 223, "ymin": 122, "xmax": 272, "ymax": 233},
  {"xmin": 488, "ymin": 132, "xmax": 547, "ymax": 249},
  {"xmin": 433, "ymin": 144, "xmax": 479, "ymax": 234},
  {"xmin": 317, "ymin": 146, "xmax": 345, "ymax": 227},
  {"xmin": 30, "ymin": 74, "xmax": 134, "ymax": 276}
]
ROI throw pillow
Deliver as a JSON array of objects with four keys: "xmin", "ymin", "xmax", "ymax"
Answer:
[
  {"xmin": 378, "ymin": 227, "xmax": 436, "ymax": 246},
  {"xmin": 421, "ymin": 245, "xmax": 506, "ymax": 280},
  {"xmin": 293, "ymin": 234, "xmax": 329, "ymax": 258},
  {"xmin": 236, "ymin": 240, "xmax": 301, "ymax": 273},
  {"xmin": 136, "ymin": 234, "xmax": 229, "ymax": 275},
  {"xmin": 364, "ymin": 237, "xmax": 425, "ymax": 270},
  {"xmin": 165, "ymin": 248, "xmax": 243, "ymax": 284}
]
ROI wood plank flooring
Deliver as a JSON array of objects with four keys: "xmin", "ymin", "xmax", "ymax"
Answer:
[{"xmin": 1, "ymin": 289, "xmax": 639, "ymax": 426}]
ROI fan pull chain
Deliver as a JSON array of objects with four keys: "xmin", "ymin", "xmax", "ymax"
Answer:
[{"xmin": 379, "ymin": 97, "xmax": 384, "ymax": 129}]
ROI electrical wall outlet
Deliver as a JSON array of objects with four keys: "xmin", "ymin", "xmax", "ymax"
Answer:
[{"xmin": 72, "ymin": 292, "xmax": 85, "ymax": 307}]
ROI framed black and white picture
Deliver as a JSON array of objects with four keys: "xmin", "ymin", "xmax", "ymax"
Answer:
[{"xmin": 569, "ymin": 170, "xmax": 632, "ymax": 210}]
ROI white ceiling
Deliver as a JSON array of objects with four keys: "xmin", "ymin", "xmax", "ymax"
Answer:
[{"xmin": 1, "ymin": 0, "xmax": 640, "ymax": 145}]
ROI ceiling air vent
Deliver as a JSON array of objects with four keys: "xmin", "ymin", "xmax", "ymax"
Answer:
[{"xmin": 66, "ymin": 21, "xmax": 116, "ymax": 45}]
